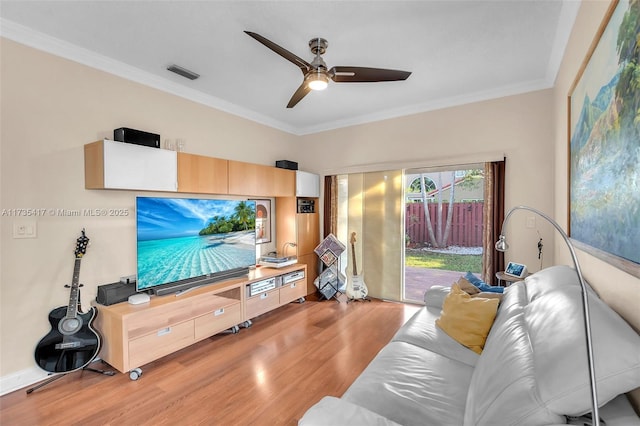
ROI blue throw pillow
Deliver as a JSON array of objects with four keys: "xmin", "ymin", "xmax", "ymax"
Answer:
[{"xmin": 465, "ymin": 271, "xmax": 504, "ymax": 293}]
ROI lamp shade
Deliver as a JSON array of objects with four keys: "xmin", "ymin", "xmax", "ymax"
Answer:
[{"xmin": 495, "ymin": 235, "xmax": 508, "ymax": 252}]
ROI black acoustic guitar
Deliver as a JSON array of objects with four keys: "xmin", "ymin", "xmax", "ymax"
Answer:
[{"xmin": 34, "ymin": 229, "xmax": 101, "ymax": 373}]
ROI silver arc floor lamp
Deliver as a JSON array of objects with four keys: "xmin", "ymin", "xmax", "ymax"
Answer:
[{"xmin": 495, "ymin": 205, "xmax": 599, "ymax": 425}]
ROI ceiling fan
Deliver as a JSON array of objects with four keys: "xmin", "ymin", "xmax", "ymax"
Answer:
[{"xmin": 244, "ymin": 31, "xmax": 412, "ymax": 108}]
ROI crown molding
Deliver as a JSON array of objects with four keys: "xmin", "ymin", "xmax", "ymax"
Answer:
[
  {"xmin": 0, "ymin": 18, "xmax": 299, "ymax": 135},
  {"xmin": 296, "ymin": 78, "xmax": 553, "ymax": 135},
  {"xmin": 2, "ymin": 2, "xmax": 579, "ymax": 137}
]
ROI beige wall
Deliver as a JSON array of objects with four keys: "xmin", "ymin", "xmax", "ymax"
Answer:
[
  {"xmin": 0, "ymin": 38, "xmax": 298, "ymax": 379},
  {"xmin": 552, "ymin": 0, "xmax": 640, "ymax": 410},
  {"xmin": 552, "ymin": 0, "xmax": 640, "ymax": 332},
  {"xmin": 302, "ymin": 89, "xmax": 558, "ymax": 276}
]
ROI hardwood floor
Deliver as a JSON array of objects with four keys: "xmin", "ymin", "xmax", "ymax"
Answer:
[{"xmin": 1, "ymin": 298, "xmax": 420, "ymax": 425}]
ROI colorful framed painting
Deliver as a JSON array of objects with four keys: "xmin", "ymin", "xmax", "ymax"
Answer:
[
  {"xmin": 252, "ymin": 199, "xmax": 271, "ymax": 244},
  {"xmin": 568, "ymin": 0, "xmax": 639, "ymax": 278}
]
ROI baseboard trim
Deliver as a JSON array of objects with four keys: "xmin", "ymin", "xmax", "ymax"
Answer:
[{"xmin": 0, "ymin": 367, "xmax": 49, "ymax": 396}]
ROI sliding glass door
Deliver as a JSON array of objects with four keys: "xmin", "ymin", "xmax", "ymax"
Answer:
[
  {"xmin": 334, "ymin": 161, "xmax": 496, "ymax": 304},
  {"xmin": 403, "ymin": 166, "xmax": 484, "ymax": 303}
]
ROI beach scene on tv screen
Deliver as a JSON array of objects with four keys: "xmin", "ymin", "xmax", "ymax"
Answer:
[{"xmin": 136, "ymin": 197, "xmax": 256, "ymax": 290}]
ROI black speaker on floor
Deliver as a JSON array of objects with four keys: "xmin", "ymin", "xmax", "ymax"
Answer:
[{"xmin": 96, "ymin": 281, "xmax": 137, "ymax": 306}]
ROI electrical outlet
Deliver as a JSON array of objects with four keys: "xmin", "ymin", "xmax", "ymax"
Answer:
[
  {"xmin": 13, "ymin": 221, "xmax": 37, "ymax": 239},
  {"xmin": 526, "ymin": 216, "xmax": 535, "ymax": 229},
  {"xmin": 120, "ymin": 275, "xmax": 136, "ymax": 284}
]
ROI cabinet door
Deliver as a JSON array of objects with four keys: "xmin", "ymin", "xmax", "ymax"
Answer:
[
  {"xmin": 297, "ymin": 212, "xmax": 320, "ymax": 255},
  {"xmin": 273, "ymin": 168, "xmax": 295, "ymax": 197},
  {"xmin": 275, "ymin": 197, "xmax": 297, "ymax": 252},
  {"xmin": 228, "ymin": 160, "xmax": 258, "ymax": 195},
  {"xmin": 297, "ymin": 253, "xmax": 319, "ymax": 295},
  {"xmin": 228, "ymin": 160, "xmax": 295, "ymax": 197},
  {"xmin": 177, "ymin": 153, "xmax": 228, "ymax": 194},
  {"xmin": 296, "ymin": 171, "xmax": 320, "ymax": 197},
  {"xmin": 85, "ymin": 140, "xmax": 177, "ymax": 191}
]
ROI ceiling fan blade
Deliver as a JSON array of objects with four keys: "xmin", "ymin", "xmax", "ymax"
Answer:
[
  {"xmin": 287, "ymin": 82, "xmax": 312, "ymax": 108},
  {"xmin": 329, "ymin": 66, "xmax": 411, "ymax": 83},
  {"xmin": 244, "ymin": 31, "xmax": 311, "ymax": 73}
]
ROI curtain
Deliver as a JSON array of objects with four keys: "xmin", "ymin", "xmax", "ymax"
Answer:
[
  {"xmin": 361, "ymin": 171, "xmax": 403, "ymax": 301},
  {"xmin": 323, "ymin": 175, "xmax": 337, "ymax": 238},
  {"xmin": 323, "ymin": 171, "xmax": 403, "ymax": 301},
  {"xmin": 482, "ymin": 159, "xmax": 506, "ymax": 283}
]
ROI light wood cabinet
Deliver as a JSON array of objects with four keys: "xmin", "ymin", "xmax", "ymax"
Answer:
[
  {"xmin": 296, "ymin": 171, "xmax": 320, "ymax": 197},
  {"xmin": 84, "ymin": 141, "xmax": 294, "ymax": 197},
  {"xmin": 245, "ymin": 266, "xmax": 306, "ymax": 319},
  {"xmin": 177, "ymin": 152, "xmax": 228, "ymax": 194},
  {"xmin": 94, "ymin": 281, "xmax": 243, "ymax": 375},
  {"xmin": 296, "ymin": 253, "xmax": 319, "ymax": 295},
  {"xmin": 276, "ymin": 197, "xmax": 320, "ymax": 295},
  {"xmin": 94, "ymin": 265, "xmax": 306, "ymax": 377},
  {"xmin": 84, "ymin": 140, "xmax": 177, "ymax": 191},
  {"xmin": 273, "ymin": 167, "xmax": 296, "ymax": 197},
  {"xmin": 228, "ymin": 160, "xmax": 295, "ymax": 197}
]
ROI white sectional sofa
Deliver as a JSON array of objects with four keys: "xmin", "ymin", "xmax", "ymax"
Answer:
[{"xmin": 299, "ymin": 265, "xmax": 640, "ymax": 425}]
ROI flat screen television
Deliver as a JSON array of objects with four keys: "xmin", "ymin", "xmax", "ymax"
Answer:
[{"xmin": 135, "ymin": 196, "xmax": 256, "ymax": 295}]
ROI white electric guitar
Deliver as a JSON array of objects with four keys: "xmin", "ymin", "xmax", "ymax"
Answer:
[{"xmin": 346, "ymin": 232, "xmax": 369, "ymax": 300}]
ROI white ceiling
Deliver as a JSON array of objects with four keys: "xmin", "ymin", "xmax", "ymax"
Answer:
[{"xmin": 0, "ymin": 1, "xmax": 580, "ymax": 135}]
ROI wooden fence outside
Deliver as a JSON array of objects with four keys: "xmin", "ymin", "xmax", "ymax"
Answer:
[{"xmin": 405, "ymin": 202, "xmax": 483, "ymax": 247}]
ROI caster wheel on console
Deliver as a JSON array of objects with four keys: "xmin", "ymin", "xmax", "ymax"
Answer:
[{"xmin": 129, "ymin": 368, "xmax": 142, "ymax": 381}]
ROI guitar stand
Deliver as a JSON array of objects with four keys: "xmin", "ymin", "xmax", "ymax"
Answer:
[
  {"xmin": 347, "ymin": 296, "xmax": 371, "ymax": 303},
  {"xmin": 26, "ymin": 363, "xmax": 115, "ymax": 394}
]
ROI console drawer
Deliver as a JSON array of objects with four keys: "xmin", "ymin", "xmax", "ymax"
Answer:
[
  {"xmin": 191, "ymin": 293, "xmax": 239, "ymax": 318},
  {"xmin": 246, "ymin": 288, "xmax": 279, "ymax": 319},
  {"xmin": 127, "ymin": 302, "xmax": 194, "ymax": 340},
  {"xmin": 128, "ymin": 320, "xmax": 194, "ymax": 368},
  {"xmin": 194, "ymin": 302, "xmax": 242, "ymax": 340},
  {"xmin": 279, "ymin": 280, "xmax": 306, "ymax": 304}
]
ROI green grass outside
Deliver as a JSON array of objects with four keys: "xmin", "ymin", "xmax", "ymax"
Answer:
[{"xmin": 405, "ymin": 250, "xmax": 482, "ymax": 273}]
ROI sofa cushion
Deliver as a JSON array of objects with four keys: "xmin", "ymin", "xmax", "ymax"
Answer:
[
  {"xmin": 465, "ymin": 271, "xmax": 504, "ymax": 293},
  {"xmin": 464, "ymin": 265, "xmax": 640, "ymax": 426},
  {"xmin": 392, "ymin": 304, "xmax": 480, "ymax": 367},
  {"xmin": 436, "ymin": 284, "xmax": 500, "ymax": 354},
  {"xmin": 343, "ymin": 341, "xmax": 474, "ymax": 426},
  {"xmin": 298, "ymin": 396, "xmax": 402, "ymax": 426},
  {"xmin": 457, "ymin": 277, "xmax": 481, "ymax": 295},
  {"xmin": 424, "ymin": 285, "xmax": 451, "ymax": 308}
]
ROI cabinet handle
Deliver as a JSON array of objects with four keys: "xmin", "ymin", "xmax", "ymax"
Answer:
[
  {"xmin": 260, "ymin": 293, "xmax": 268, "ymax": 299},
  {"xmin": 157, "ymin": 327, "xmax": 172, "ymax": 336},
  {"xmin": 290, "ymin": 283, "xmax": 296, "ymax": 288},
  {"xmin": 214, "ymin": 308, "xmax": 225, "ymax": 316}
]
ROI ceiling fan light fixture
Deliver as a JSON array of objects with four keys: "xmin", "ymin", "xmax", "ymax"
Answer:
[{"xmin": 307, "ymin": 72, "xmax": 329, "ymax": 91}]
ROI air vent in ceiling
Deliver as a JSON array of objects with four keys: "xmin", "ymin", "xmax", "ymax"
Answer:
[{"xmin": 167, "ymin": 64, "xmax": 200, "ymax": 80}]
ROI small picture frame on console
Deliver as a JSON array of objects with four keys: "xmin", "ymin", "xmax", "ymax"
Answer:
[{"xmin": 252, "ymin": 199, "xmax": 271, "ymax": 244}]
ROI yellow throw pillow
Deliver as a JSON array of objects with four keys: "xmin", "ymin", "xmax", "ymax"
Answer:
[
  {"xmin": 472, "ymin": 292, "xmax": 503, "ymax": 300},
  {"xmin": 456, "ymin": 277, "xmax": 481, "ymax": 295},
  {"xmin": 436, "ymin": 283, "xmax": 500, "ymax": 354}
]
